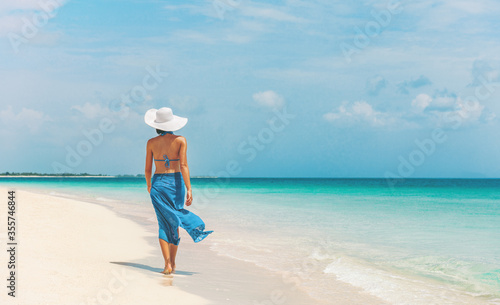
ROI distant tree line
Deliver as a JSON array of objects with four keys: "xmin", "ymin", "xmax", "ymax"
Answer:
[
  {"xmin": 0, "ymin": 172, "xmax": 107, "ymax": 176},
  {"xmin": 1, "ymin": 172, "xmax": 145, "ymax": 177}
]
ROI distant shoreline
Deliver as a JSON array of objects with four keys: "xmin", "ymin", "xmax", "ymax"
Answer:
[
  {"xmin": 0, "ymin": 175, "xmax": 116, "ymax": 178},
  {"xmin": 1, "ymin": 175, "xmax": 498, "ymax": 179}
]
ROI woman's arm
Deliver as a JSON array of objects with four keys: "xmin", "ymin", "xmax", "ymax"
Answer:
[
  {"xmin": 178, "ymin": 136, "xmax": 193, "ymax": 206},
  {"xmin": 145, "ymin": 139, "xmax": 153, "ymax": 193}
]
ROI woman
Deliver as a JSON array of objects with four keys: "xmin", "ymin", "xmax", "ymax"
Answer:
[{"xmin": 144, "ymin": 107, "xmax": 213, "ymax": 275}]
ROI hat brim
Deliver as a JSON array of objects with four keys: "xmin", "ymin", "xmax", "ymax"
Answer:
[{"xmin": 144, "ymin": 108, "xmax": 188, "ymax": 131}]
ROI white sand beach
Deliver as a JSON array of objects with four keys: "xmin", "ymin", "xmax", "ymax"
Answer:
[
  {"xmin": 0, "ymin": 187, "xmax": 209, "ymax": 305},
  {"xmin": 0, "ymin": 187, "xmax": 385, "ymax": 305}
]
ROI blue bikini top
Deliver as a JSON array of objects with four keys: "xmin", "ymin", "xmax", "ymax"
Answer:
[{"xmin": 154, "ymin": 131, "xmax": 180, "ymax": 168}]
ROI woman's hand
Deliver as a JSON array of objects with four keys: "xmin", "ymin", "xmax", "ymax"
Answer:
[
  {"xmin": 148, "ymin": 185, "xmax": 152, "ymax": 193},
  {"xmin": 185, "ymin": 189, "xmax": 193, "ymax": 206}
]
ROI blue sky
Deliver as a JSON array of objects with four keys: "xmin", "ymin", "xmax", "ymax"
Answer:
[{"xmin": 1, "ymin": 0, "xmax": 500, "ymax": 177}]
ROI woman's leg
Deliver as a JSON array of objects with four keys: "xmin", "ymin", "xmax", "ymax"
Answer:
[
  {"xmin": 169, "ymin": 228, "xmax": 179, "ymax": 273},
  {"xmin": 159, "ymin": 238, "xmax": 173, "ymax": 274}
]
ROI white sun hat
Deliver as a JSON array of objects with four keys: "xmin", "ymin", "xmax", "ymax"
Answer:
[{"xmin": 144, "ymin": 107, "xmax": 188, "ymax": 131}]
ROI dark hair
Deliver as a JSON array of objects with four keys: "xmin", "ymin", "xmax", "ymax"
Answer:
[{"xmin": 156, "ymin": 129, "xmax": 165, "ymax": 135}]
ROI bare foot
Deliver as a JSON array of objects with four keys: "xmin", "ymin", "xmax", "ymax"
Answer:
[
  {"xmin": 162, "ymin": 263, "xmax": 173, "ymax": 275},
  {"xmin": 171, "ymin": 264, "xmax": 176, "ymax": 274}
]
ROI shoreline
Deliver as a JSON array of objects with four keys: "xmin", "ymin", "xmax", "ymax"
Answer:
[{"xmin": 0, "ymin": 175, "xmax": 116, "ymax": 178}]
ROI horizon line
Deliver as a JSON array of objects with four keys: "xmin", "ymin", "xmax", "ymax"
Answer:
[{"xmin": 1, "ymin": 173, "xmax": 500, "ymax": 179}]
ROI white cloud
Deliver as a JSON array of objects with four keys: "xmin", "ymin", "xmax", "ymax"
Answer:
[
  {"xmin": 407, "ymin": 0, "xmax": 500, "ymax": 31},
  {"xmin": 454, "ymin": 98, "xmax": 485, "ymax": 122},
  {"xmin": 252, "ymin": 90, "xmax": 285, "ymax": 109},
  {"xmin": 72, "ymin": 102, "xmax": 112, "ymax": 120},
  {"xmin": 411, "ymin": 93, "xmax": 432, "ymax": 112},
  {"xmin": 412, "ymin": 93, "xmax": 461, "ymax": 113},
  {"xmin": 0, "ymin": 15, "xmax": 27, "ymax": 36},
  {"xmin": 323, "ymin": 101, "xmax": 392, "ymax": 127},
  {"xmin": 0, "ymin": 0, "xmax": 66, "ymax": 40},
  {"xmin": 0, "ymin": 0, "xmax": 43, "ymax": 13},
  {"xmin": 408, "ymin": 92, "xmax": 496, "ymax": 127},
  {"xmin": 325, "ymin": 92, "xmax": 496, "ymax": 129},
  {"xmin": 469, "ymin": 59, "xmax": 500, "ymax": 87},
  {"xmin": 445, "ymin": 0, "xmax": 492, "ymax": 14},
  {"xmin": 431, "ymin": 96, "xmax": 456, "ymax": 109},
  {"xmin": 0, "ymin": 106, "xmax": 52, "ymax": 133}
]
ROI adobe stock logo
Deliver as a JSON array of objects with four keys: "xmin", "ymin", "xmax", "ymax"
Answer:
[
  {"xmin": 211, "ymin": 0, "xmax": 241, "ymax": 20},
  {"xmin": 51, "ymin": 65, "xmax": 168, "ymax": 173},
  {"xmin": 340, "ymin": 0, "xmax": 403, "ymax": 63},
  {"xmin": 8, "ymin": 0, "xmax": 64, "ymax": 54},
  {"xmin": 384, "ymin": 72, "xmax": 500, "ymax": 189}
]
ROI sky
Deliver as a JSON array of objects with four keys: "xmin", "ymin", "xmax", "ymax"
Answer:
[{"xmin": 1, "ymin": 0, "xmax": 500, "ymax": 178}]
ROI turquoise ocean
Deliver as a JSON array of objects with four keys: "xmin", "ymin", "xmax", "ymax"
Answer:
[{"xmin": 1, "ymin": 177, "xmax": 499, "ymax": 304}]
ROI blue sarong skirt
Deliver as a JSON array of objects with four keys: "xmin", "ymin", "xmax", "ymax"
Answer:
[{"xmin": 150, "ymin": 172, "xmax": 213, "ymax": 245}]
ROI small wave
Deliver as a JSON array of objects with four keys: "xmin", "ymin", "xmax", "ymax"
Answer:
[
  {"xmin": 49, "ymin": 191, "xmax": 78, "ymax": 198},
  {"xmin": 96, "ymin": 197, "xmax": 116, "ymax": 202},
  {"xmin": 323, "ymin": 257, "xmax": 496, "ymax": 305}
]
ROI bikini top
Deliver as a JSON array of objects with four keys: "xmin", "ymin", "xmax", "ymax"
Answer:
[{"xmin": 153, "ymin": 131, "xmax": 180, "ymax": 169}]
